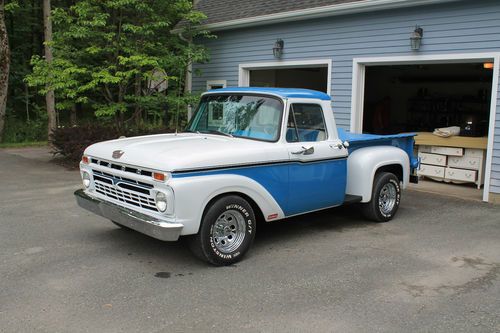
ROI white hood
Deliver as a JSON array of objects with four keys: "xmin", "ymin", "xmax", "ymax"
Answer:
[{"xmin": 84, "ymin": 133, "xmax": 287, "ymax": 172}]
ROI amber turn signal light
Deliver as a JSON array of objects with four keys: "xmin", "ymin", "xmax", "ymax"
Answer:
[
  {"xmin": 153, "ymin": 172, "xmax": 165, "ymax": 182},
  {"xmin": 82, "ymin": 156, "xmax": 89, "ymax": 164}
]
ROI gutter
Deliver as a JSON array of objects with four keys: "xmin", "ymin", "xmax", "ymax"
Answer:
[{"xmin": 175, "ymin": 0, "xmax": 461, "ymax": 33}]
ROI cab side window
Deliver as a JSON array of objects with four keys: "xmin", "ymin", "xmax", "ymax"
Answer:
[{"xmin": 286, "ymin": 104, "xmax": 327, "ymax": 142}]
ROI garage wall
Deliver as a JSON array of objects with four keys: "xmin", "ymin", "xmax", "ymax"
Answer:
[{"xmin": 192, "ymin": 0, "xmax": 500, "ymax": 193}]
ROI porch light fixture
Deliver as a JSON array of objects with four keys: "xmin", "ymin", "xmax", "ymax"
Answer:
[
  {"xmin": 273, "ymin": 39, "xmax": 284, "ymax": 58},
  {"xmin": 483, "ymin": 62, "xmax": 494, "ymax": 69},
  {"xmin": 410, "ymin": 26, "xmax": 423, "ymax": 51}
]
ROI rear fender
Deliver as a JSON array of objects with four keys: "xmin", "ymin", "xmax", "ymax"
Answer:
[{"xmin": 346, "ymin": 146, "xmax": 410, "ymax": 202}]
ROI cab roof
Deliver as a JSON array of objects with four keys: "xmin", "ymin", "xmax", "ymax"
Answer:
[{"xmin": 203, "ymin": 87, "xmax": 331, "ymax": 101}]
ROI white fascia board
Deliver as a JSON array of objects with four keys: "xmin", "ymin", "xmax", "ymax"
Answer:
[{"xmin": 199, "ymin": 0, "xmax": 460, "ymax": 32}]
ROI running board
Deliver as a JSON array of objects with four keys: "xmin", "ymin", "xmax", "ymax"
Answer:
[{"xmin": 343, "ymin": 194, "xmax": 363, "ymax": 205}]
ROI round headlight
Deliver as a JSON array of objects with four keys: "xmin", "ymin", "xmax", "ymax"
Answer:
[
  {"xmin": 82, "ymin": 171, "xmax": 91, "ymax": 188},
  {"xmin": 155, "ymin": 191, "xmax": 167, "ymax": 212}
]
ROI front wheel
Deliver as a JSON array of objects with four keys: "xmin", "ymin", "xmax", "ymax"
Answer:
[
  {"xmin": 362, "ymin": 172, "xmax": 401, "ymax": 222},
  {"xmin": 189, "ymin": 195, "xmax": 256, "ymax": 266}
]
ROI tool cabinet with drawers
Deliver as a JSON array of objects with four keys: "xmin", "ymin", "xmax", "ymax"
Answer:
[{"xmin": 417, "ymin": 145, "xmax": 486, "ymax": 189}]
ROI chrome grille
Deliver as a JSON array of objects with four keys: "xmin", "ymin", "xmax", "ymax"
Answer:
[
  {"xmin": 92, "ymin": 170, "xmax": 157, "ymax": 211},
  {"xmin": 90, "ymin": 158, "xmax": 153, "ymax": 177}
]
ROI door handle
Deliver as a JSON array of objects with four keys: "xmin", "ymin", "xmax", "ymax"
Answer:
[
  {"xmin": 330, "ymin": 143, "xmax": 343, "ymax": 150},
  {"xmin": 329, "ymin": 141, "xmax": 349, "ymax": 150},
  {"xmin": 292, "ymin": 146, "xmax": 314, "ymax": 155}
]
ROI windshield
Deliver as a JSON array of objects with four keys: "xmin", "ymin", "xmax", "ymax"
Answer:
[{"xmin": 186, "ymin": 94, "xmax": 283, "ymax": 142}]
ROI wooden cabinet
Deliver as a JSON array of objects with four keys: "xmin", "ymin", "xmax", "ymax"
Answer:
[{"xmin": 417, "ymin": 145, "xmax": 486, "ymax": 189}]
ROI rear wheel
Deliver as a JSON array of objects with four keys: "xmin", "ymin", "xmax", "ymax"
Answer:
[
  {"xmin": 189, "ymin": 195, "xmax": 256, "ymax": 266},
  {"xmin": 362, "ymin": 172, "xmax": 401, "ymax": 222}
]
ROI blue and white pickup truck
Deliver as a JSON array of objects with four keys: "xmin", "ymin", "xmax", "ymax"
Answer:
[{"xmin": 75, "ymin": 87, "xmax": 418, "ymax": 265}]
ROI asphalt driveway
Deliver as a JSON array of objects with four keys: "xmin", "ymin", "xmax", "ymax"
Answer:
[{"xmin": 0, "ymin": 148, "xmax": 499, "ymax": 332}]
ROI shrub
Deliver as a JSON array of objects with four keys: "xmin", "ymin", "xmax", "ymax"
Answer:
[
  {"xmin": 3, "ymin": 116, "xmax": 48, "ymax": 143},
  {"xmin": 51, "ymin": 124, "xmax": 174, "ymax": 163}
]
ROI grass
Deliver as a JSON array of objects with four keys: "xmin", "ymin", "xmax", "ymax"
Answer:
[{"xmin": 0, "ymin": 141, "xmax": 48, "ymax": 148}]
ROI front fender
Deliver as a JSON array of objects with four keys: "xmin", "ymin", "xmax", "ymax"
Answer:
[
  {"xmin": 346, "ymin": 146, "xmax": 410, "ymax": 202},
  {"xmin": 169, "ymin": 174, "xmax": 285, "ymax": 235}
]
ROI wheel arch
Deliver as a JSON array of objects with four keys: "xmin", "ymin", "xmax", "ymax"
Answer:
[
  {"xmin": 375, "ymin": 164, "xmax": 403, "ymax": 182},
  {"xmin": 171, "ymin": 174, "xmax": 285, "ymax": 236},
  {"xmin": 201, "ymin": 191, "xmax": 265, "ymax": 229},
  {"xmin": 346, "ymin": 146, "xmax": 410, "ymax": 202}
]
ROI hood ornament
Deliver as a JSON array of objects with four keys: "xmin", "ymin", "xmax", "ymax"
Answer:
[{"xmin": 112, "ymin": 150, "xmax": 125, "ymax": 159}]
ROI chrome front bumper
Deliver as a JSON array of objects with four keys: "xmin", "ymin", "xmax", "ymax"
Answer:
[{"xmin": 74, "ymin": 189, "xmax": 183, "ymax": 241}]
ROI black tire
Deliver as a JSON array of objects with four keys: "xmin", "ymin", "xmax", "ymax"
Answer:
[
  {"xmin": 362, "ymin": 172, "xmax": 401, "ymax": 222},
  {"xmin": 189, "ymin": 195, "xmax": 256, "ymax": 266}
]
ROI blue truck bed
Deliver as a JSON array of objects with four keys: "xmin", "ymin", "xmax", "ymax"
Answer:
[{"xmin": 338, "ymin": 129, "xmax": 419, "ymax": 170}]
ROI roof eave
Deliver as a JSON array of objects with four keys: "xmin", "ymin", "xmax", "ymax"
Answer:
[{"xmin": 189, "ymin": 0, "xmax": 460, "ymax": 32}]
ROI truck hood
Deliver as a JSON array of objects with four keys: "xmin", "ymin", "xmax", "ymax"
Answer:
[{"xmin": 84, "ymin": 133, "xmax": 285, "ymax": 172}]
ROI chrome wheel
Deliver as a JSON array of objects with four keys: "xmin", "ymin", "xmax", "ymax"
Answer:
[
  {"xmin": 211, "ymin": 210, "xmax": 246, "ymax": 254},
  {"xmin": 378, "ymin": 183, "xmax": 397, "ymax": 215}
]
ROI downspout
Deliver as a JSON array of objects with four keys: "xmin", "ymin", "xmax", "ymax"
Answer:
[{"xmin": 178, "ymin": 30, "xmax": 193, "ymax": 121}]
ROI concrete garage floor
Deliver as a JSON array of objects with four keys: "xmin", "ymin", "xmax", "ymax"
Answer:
[
  {"xmin": 0, "ymin": 148, "xmax": 499, "ymax": 332},
  {"xmin": 409, "ymin": 178, "xmax": 484, "ymax": 202}
]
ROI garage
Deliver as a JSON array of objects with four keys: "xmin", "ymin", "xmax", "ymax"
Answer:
[
  {"xmin": 362, "ymin": 63, "xmax": 493, "ymax": 135},
  {"xmin": 249, "ymin": 67, "xmax": 328, "ymax": 93},
  {"xmin": 238, "ymin": 60, "xmax": 332, "ymax": 96},
  {"xmin": 356, "ymin": 57, "xmax": 497, "ymax": 200}
]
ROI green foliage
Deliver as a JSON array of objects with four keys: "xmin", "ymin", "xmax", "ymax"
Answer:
[
  {"xmin": 2, "ymin": 115, "xmax": 47, "ymax": 143},
  {"xmin": 5, "ymin": 0, "xmax": 46, "ymax": 132},
  {"xmin": 25, "ymin": 0, "xmax": 210, "ymax": 128},
  {"xmin": 0, "ymin": 141, "xmax": 48, "ymax": 148},
  {"xmin": 4, "ymin": 1, "xmax": 20, "ymax": 12}
]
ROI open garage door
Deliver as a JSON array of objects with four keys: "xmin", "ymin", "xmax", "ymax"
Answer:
[
  {"xmin": 361, "ymin": 61, "xmax": 494, "ymax": 200},
  {"xmin": 363, "ymin": 63, "xmax": 493, "ymax": 135}
]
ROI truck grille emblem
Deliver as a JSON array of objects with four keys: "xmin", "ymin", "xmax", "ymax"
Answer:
[{"xmin": 112, "ymin": 150, "xmax": 125, "ymax": 159}]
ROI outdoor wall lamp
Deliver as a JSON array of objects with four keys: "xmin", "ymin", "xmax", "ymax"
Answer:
[
  {"xmin": 410, "ymin": 26, "xmax": 423, "ymax": 51},
  {"xmin": 273, "ymin": 39, "xmax": 284, "ymax": 58}
]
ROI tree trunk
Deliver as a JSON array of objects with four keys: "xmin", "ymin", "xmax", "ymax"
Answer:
[
  {"xmin": 43, "ymin": 0, "xmax": 56, "ymax": 143},
  {"xmin": 0, "ymin": 0, "xmax": 10, "ymax": 143},
  {"xmin": 70, "ymin": 104, "xmax": 77, "ymax": 126},
  {"xmin": 134, "ymin": 73, "xmax": 142, "ymax": 126}
]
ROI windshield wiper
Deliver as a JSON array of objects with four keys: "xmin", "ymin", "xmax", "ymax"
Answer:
[{"xmin": 202, "ymin": 130, "xmax": 233, "ymax": 138}]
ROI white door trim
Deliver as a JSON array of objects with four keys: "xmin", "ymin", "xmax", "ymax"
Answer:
[
  {"xmin": 238, "ymin": 59, "xmax": 332, "ymax": 96},
  {"xmin": 351, "ymin": 52, "xmax": 500, "ymax": 202}
]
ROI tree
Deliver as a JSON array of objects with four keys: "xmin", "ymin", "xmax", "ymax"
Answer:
[
  {"xmin": 0, "ymin": 0, "xmax": 10, "ymax": 142},
  {"xmin": 26, "ymin": 0, "xmax": 210, "ymax": 129},
  {"xmin": 43, "ymin": 0, "xmax": 56, "ymax": 140}
]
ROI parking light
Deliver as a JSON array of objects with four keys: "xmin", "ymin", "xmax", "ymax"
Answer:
[{"xmin": 153, "ymin": 172, "xmax": 170, "ymax": 182}]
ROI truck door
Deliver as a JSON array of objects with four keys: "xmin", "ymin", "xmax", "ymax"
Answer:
[{"xmin": 285, "ymin": 103, "xmax": 348, "ymax": 216}]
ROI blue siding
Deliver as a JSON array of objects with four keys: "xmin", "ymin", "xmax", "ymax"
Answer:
[{"xmin": 193, "ymin": 0, "xmax": 500, "ymax": 195}]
